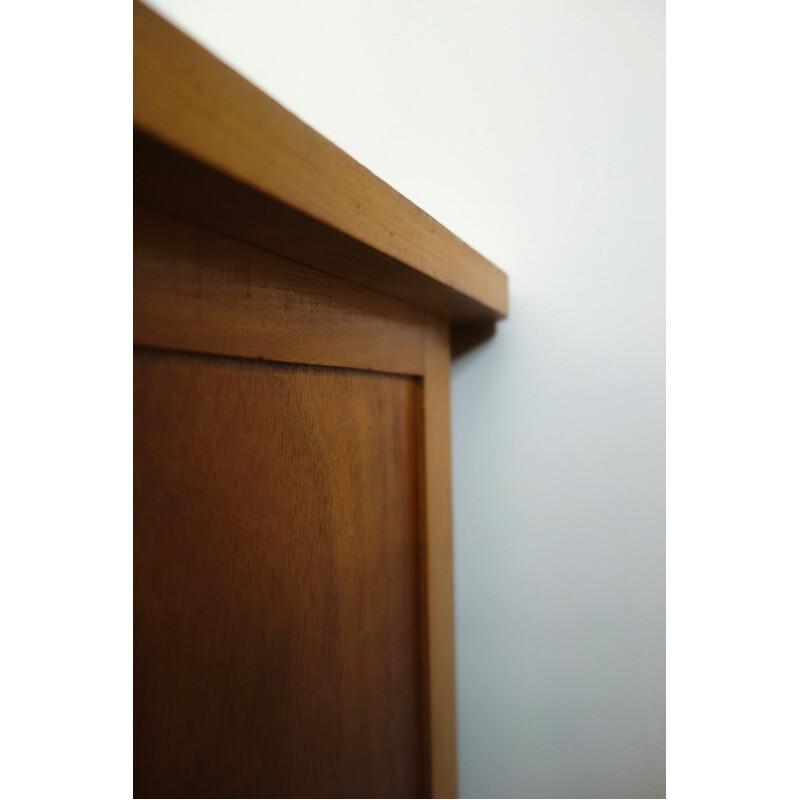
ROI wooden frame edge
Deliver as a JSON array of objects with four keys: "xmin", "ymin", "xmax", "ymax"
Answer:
[
  {"xmin": 133, "ymin": 202, "xmax": 429, "ymax": 377},
  {"xmin": 419, "ymin": 320, "xmax": 458, "ymax": 798}
]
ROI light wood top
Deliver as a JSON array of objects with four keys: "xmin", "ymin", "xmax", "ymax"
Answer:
[{"xmin": 133, "ymin": 1, "xmax": 507, "ymax": 322}]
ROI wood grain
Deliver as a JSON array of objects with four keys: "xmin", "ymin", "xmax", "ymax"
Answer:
[
  {"xmin": 419, "ymin": 321, "xmax": 458, "ymax": 798},
  {"xmin": 132, "ymin": 6, "xmax": 503, "ymax": 794},
  {"xmin": 133, "ymin": 1, "xmax": 508, "ymax": 322},
  {"xmin": 134, "ymin": 351, "xmax": 425, "ymax": 798},
  {"xmin": 134, "ymin": 201, "xmax": 428, "ymax": 376}
]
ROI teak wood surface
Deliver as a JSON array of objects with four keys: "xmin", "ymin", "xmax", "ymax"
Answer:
[
  {"xmin": 134, "ymin": 2, "xmax": 508, "ymax": 798},
  {"xmin": 135, "ymin": 354, "xmax": 424, "ymax": 798},
  {"xmin": 133, "ymin": 0, "xmax": 506, "ymax": 322}
]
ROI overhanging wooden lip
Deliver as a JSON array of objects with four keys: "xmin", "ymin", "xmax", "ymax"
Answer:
[{"xmin": 133, "ymin": 0, "xmax": 508, "ymax": 323}]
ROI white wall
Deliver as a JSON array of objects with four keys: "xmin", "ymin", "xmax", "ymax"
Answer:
[{"xmin": 145, "ymin": 1, "xmax": 665, "ymax": 796}]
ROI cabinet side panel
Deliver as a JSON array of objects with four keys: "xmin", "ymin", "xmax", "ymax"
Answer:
[{"xmin": 134, "ymin": 352, "xmax": 424, "ymax": 798}]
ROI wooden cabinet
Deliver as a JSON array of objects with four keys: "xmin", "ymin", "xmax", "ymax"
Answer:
[{"xmin": 133, "ymin": 3, "xmax": 507, "ymax": 797}]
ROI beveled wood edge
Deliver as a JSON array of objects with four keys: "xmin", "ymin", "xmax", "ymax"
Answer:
[{"xmin": 133, "ymin": 0, "xmax": 508, "ymax": 323}]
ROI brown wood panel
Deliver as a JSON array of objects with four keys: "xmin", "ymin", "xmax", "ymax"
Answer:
[
  {"xmin": 134, "ymin": 202, "xmax": 428, "ymax": 375},
  {"xmin": 134, "ymin": 351, "xmax": 425, "ymax": 798},
  {"xmin": 133, "ymin": 1, "xmax": 508, "ymax": 321}
]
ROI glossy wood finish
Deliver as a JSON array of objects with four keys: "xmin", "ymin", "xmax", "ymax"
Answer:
[
  {"xmin": 133, "ymin": 0, "xmax": 507, "ymax": 322},
  {"xmin": 134, "ymin": 352, "xmax": 424, "ymax": 798}
]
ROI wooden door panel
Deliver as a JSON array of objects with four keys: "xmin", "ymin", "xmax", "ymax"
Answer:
[{"xmin": 134, "ymin": 351, "xmax": 424, "ymax": 798}]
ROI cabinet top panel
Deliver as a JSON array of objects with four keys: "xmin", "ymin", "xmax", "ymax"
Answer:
[{"xmin": 134, "ymin": 1, "xmax": 508, "ymax": 322}]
